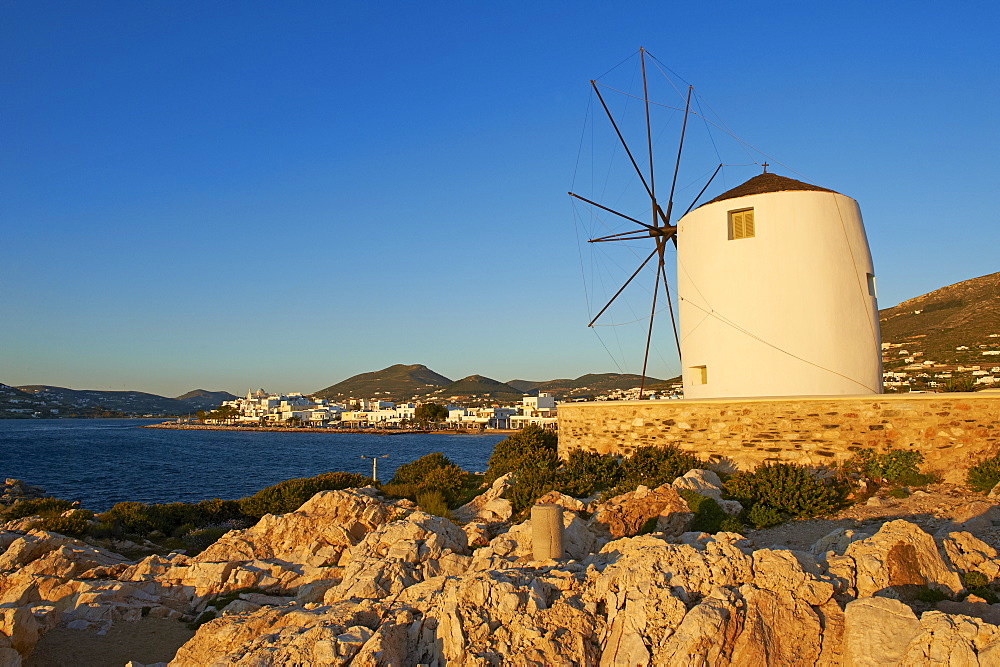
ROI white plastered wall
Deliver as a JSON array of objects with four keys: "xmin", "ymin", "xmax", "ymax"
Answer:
[{"xmin": 676, "ymin": 189, "xmax": 882, "ymax": 398}]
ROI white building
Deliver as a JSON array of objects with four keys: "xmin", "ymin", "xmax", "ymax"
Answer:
[
  {"xmin": 510, "ymin": 392, "xmax": 558, "ymax": 429},
  {"xmin": 220, "ymin": 389, "xmax": 344, "ymax": 425},
  {"xmin": 677, "ymin": 173, "xmax": 882, "ymax": 399}
]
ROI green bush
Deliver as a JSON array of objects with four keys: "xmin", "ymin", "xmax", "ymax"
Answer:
[
  {"xmin": 183, "ymin": 526, "xmax": 230, "ymax": 553},
  {"xmin": 507, "ymin": 467, "xmax": 558, "ymax": 517},
  {"xmin": 30, "ymin": 510, "xmax": 93, "ymax": 538},
  {"xmin": 415, "ymin": 489, "xmax": 451, "ymax": 519},
  {"xmin": 677, "ymin": 489, "xmax": 727, "ymax": 534},
  {"xmin": 845, "ymin": 448, "xmax": 934, "ymax": 486},
  {"xmin": 942, "ymin": 378, "xmax": 977, "ymax": 392},
  {"xmin": 391, "ymin": 453, "xmax": 456, "ymax": 484},
  {"xmin": 485, "ymin": 426, "xmax": 560, "ymax": 517},
  {"xmin": 422, "ymin": 465, "xmax": 474, "ymax": 505},
  {"xmin": 99, "ymin": 498, "xmax": 244, "ymax": 536},
  {"xmin": 968, "ymin": 454, "xmax": 1000, "ymax": 493},
  {"xmin": 384, "ymin": 452, "xmax": 478, "ymax": 506},
  {"xmin": 555, "ymin": 451, "xmax": 622, "ymax": 498},
  {"xmin": 379, "ymin": 482, "xmax": 421, "ymax": 501},
  {"xmin": 1, "ymin": 497, "xmax": 75, "ymax": 522},
  {"xmin": 964, "ymin": 571, "xmax": 990, "ymax": 589},
  {"xmin": 719, "ymin": 515, "xmax": 745, "ymax": 534},
  {"xmin": 639, "ymin": 516, "xmax": 659, "ymax": 535},
  {"xmin": 726, "ymin": 463, "xmax": 848, "ymax": 524},
  {"xmin": 617, "ymin": 446, "xmax": 702, "ymax": 493},
  {"xmin": 239, "ymin": 472, "xmax": 372, "ymax": 519},
  {"xmin": 746, "ymin": 504, "xmax": 784, "ymax": 529},
  {"xmin": 485, "ymin": 426, "xmax": 559, "ymax": 484},
  {"xmin": 915, "ymin": 587, "xmax": 948, "ymax": 604},
  {"xmin": 887, "ymin": 487, "xmax": 909, "ymax": 499}
]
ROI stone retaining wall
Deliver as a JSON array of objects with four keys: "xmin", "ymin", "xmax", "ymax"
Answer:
[{"xmin": 557, "ymin": 393, "xmax": 1000, "ymax": 483}]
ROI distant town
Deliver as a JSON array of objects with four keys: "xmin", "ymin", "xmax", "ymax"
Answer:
[
  {"xmin": 197, "ymin": 382, "xmax": 684, "ymax": 431},
  {"xmin": 881, "ymin": 334, "xmax": 1000, "ymax": 392}
]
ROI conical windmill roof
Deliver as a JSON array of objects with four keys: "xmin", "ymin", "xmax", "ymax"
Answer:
[{"xmin": 699, "ymin": 172, "xmax": 838, "ymax": 208}]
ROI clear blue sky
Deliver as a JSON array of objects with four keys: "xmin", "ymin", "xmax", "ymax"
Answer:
[{"xmin": 2, "ymin": 1, "xmax": 997, "ymax": 397}]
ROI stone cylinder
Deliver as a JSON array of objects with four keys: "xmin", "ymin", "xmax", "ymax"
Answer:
[{"xmin": 531, "ymin": 503, "xmax": 564, "ymax": 560}]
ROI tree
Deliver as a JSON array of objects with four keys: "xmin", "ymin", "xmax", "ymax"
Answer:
[{"xmin": 414, "ymin": 403, "xmax": 448, "ymax": 422}]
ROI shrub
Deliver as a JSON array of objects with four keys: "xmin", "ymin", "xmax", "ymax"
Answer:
[
  {"xmin": 379, "ymin": 482, "xmax": 421, "ymax": 501},
  {"xmin": 485, "ymin": 426, "xmax": 559, "ymax": 484},
  {"xmin": 1, "ymin": 497, "xmax": 75, "ymax": 522},
  {"xmin": 915, "ymin": 587, "xmax": 948, "ymax": 604},
  {"xmin": 746, "ymin": 504, "xmax": 784, "ymax": 529},
  {"xmin": 942, "ymin": 378, "xmax": 977, "ymax": 392},
  {"xmin": 98, "ymin": 498, "xmax": 244, "ymax": 536},
  {"xmin": 964, "ymin": 571, "xmax": 990, "ymax": 589},
  {"xmin": 507, "ymin": 467, "xmax": 558, "ymax": 517},
  {"xmin": 639, "ymin": 516, "xmax": 659, "ymax": 535},
  {"xmin": 968, "ymin": 454, "xmax": 1000, "ymax": 493},
  {"xmin": 617, "ymin": 446, "xmax": 702, "ymax": 493},
  {"xmin": 845, "ymin": 448, "xmax": 934, "ymax": 486},
  {"xmin": 385, "ymin": 452, "xmax": 477, "ymax": 506},
  {"xmin": 677, "ymin": 489, "xmax": 727, "ymax": 534},
  {"xmin": 421, "ymin": 464, "xmax": 474, "ymax": 505},
  {"xmin": 391, "ymin": 453, "xmax": 456, "ymax": 485},
  {"xmin": 887, "ymin": 487, "xmax": 909, "ymax": 499},
  {"xmin": 30, "ymin": 510, "xmax": 93, "ymax": 538},
  {"xmin": 239, "ymin": 471, "xmax": 372, "ymax": 519},
  {"xmin": 726, "ymin": 463, "xmax": 848, "ymax": 522},
  {"xmin": 183, "ymin": 526, "xmax": 230, "ymax": 553},
  {"xmin": 415, "ymin": 489, "xmax": 451, "ymax": 519},
  {"xmin": 719, "ymin": 516, "xmax": 745, "ymax": 534},
  {"xmin": 555, "ymin": 451, "xmax": 621, "ymax": 498}
]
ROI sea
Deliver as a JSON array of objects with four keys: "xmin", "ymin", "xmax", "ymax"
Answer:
[{"xmin": 0, "ymin": 419, "xmax": 506, "ymax": 512}]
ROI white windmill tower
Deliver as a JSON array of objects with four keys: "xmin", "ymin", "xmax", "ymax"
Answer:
[
  {"xmin": 570, "ymin": 49, "xmax": 883, "ymax": 399},
  {"xmin": 677, "ymin": 170, "xmax": 883, "ymax": 398}
]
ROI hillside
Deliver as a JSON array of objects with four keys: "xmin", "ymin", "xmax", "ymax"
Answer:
[
  {"xmin": 428, "ymin": 375, "xmax": 524, "ymax": 401},
  {"xmin": 314, "ymin": 364, "xmax": 452, "ymax": 401},
  {"xmin": 15, "ymin": 386, "xmax": 192, "ymax": 417},
  {"xmin": 508, "ymin": 373, "xmax": 665, "ymax": 399},
  {"xmin": 0, "ymin": 383, "xmax": 62, "ymax": 418},
  {"xmin": 174, "ymin": 390, "xmax": 238, "ymax": 411},
  {"xmin": 879, "ymin": 271, "xmax": 1000, "ymax": 391}
]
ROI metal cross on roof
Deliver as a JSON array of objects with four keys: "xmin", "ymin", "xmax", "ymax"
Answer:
[{"xmin": 762, "ymin": 162, "xmax": 769, "ymax": 173}]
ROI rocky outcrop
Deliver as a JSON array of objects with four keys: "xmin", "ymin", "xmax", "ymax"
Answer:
[
  {"xmin": 844, "ymin": 519, "xmax": 964, "ymax": 598},
  {"xmin": 121, "ymin": 488, "xmax": 407, "ymax": 602},
  {"xmin": 12, "ymin": 480, "xmax": 1000, "ymax": 665},
  {"xmin": 0, "ymin": 480, "xmax": 47, "ymax": 507},
  {"xmin": 844, "ymin": 598, "xmax": 1000, "ymax": 666},
  {"xmin": 323, "ymin": 511, "xmax": 469, "ymax": 602},
  {"xmin": 590, "ymin": 484, "xmax": 694, "ymax": 540},
  {"xmin": 450, "ymin": 473, "xmax": 513, "ymax": 524}
]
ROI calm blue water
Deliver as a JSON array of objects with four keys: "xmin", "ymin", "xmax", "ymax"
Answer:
[{"xmin": 0, "ymin": 420, "xmax": 505, "ymax": 511}]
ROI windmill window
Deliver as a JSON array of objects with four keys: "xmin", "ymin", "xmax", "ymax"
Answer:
[
  {"xmin": 867, "ymin": 273, "xmax": 877, "ymax": 297},
  {"xmin": 691, "ymin": 365, "xmax": 708, "ymax": 385},
  {"xmin": 728, "ymin": 208, "xmax": 755, "ymax": 240}
]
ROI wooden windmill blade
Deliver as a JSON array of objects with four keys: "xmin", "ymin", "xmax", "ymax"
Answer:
[{"xmin": 569, "ymin": 48, "xmax": 689, "ymax": 398}]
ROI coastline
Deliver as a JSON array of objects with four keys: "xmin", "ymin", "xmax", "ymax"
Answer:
[{"xmin": 143, "ymin": 422, "xmax": 518, "ymax": 436}]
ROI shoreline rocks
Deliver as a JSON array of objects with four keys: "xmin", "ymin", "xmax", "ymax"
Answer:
[
  {"xmin": 0, "ymin": 479, "xmax": 47, "ymax": 507},
  {"xmin": 7, "ymin": 479, "xmax": 1000, "ymax": 664}
]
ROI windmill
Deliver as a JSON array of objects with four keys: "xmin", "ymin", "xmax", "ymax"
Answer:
[
  {"xmin": 570, "ymin": 49, "xmax": 883, "ymax": 400},
  {"xmin": 569, "ymin": 48, "xmax": 720, "ymax": 398}
]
